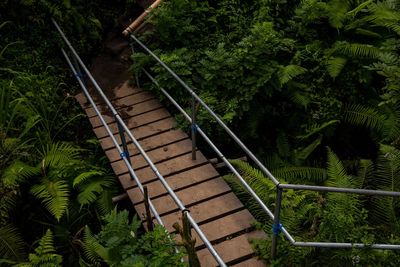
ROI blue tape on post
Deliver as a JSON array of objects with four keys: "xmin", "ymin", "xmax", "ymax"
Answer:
[
  {"xmin": 190, "ymin": 123, "xmax": 198, "ymax": 133},
  {"xmin": 120, "ymin": 151, "xmax": 129, "ymax": 159},
  {"xmin": 272, "ymin": 223, "xmax": 283, "ymax": 235}
]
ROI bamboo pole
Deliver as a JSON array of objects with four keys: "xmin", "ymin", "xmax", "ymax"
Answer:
[{"xmin": 123, "ymin": 0, "xmax": 162, "ymax": 36}]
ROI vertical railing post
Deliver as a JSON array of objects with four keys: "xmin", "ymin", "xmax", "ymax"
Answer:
[
  {"xmin": 191, "ymin": 96, "xmax": 197, "ymax": 160},
  {"xmin": 116, "ymin": 117, "xmax": 130, "ymax": 161},
  {"xmin": 271, "ymin": 186, "xmax": 283, "ymax": 259},
  {"xmin": 130, "ymin": 41, "xmax": 140, "ymax": 88},
  {"xmin": 143, "ymin": 186, "xmax": 154, "ymax": 231},
  {"xmin": 173, "ymin": 210, "xmax": 200, "ymax": 267}
]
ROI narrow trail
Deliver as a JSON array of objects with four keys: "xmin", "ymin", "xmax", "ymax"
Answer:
[{"xmin": 75, "ymin": 19, "xmax": 267, "ymax": 267}]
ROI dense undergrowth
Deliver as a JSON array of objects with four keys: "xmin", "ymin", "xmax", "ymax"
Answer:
[
  {"xmin": 0, "ymin": 1, "xmax": 184, "ymax": 266},
  {"xmin": 132, "ymin": 0, "xmax": 400, "ymax": 265}
]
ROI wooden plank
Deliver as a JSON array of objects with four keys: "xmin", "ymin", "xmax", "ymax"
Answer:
[
  {"xmin": 132, "ymin": 177, "xmax": 232, "ymax": 217},
  {"xmin": 118, "ymin": 151, "xmax": 208, "ymax": 189},
  {"xmin": 105, "ymin": 129, "xmax": 188, "ymax": 162},
  {"xmin": 191, "ymin": 209, "xmax": 256, "ymax": 248},
  {"xmin": 92, "ymin": 108, "xmax": 170, "ymax": 137},
  {"xmin": 75, "ymin": 84, "xmax": 144, "ymax": 108},
  {"xmin": 159, "ymin": 193, "xmax": 244, "ymax": 233},
  {"xmin": 231, "ymin": 257, "xmax": 266, "ymax": 267},
  {"xmin": 109, "ymin": 91, "xmax": 154, "ymax": 108},
  {"xmin": 98, "ymin": 117, "xmax": 177, "ymax": 151},
  {"xmin": 128, "ymin": 164, "xmax": 220, "ymax": 204},
  {"xmin": 85, "ymin": 98, "xmax": 162, "ymax": 118},
  {"xmin": 107, "ymin": 81, "xmax": 142, "ymax": 101},
  {"xmin": 196, "ymin": 231, "xmax": 266, "ymax": 267},
  {"xmin": 110, "ymin": 139, "xmax": 193, "ymax": 176},
  {"xmin": 88, "ymin": 112, "xmax": 115, "ymax": 129}
]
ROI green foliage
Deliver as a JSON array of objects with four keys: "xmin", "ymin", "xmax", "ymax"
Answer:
[
  {"xmin": 17, "ymin": 229, "xmax": 62, "ymax": 267},
  {"xmin": 83, "ymin": 209, "xmax": 186, "ymax": 267},
  {"xmin": 0, "ymin": 224, "xmax": 26, "ymax": 263}
]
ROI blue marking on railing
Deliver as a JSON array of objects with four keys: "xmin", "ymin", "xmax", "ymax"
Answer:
[
  {"xmin": 120, "ymin": 151, "xmax": 129, "ymax": 159},
  {"xmin": 272, "ymin": 223, "xmax": 283, "ymax": 235}
]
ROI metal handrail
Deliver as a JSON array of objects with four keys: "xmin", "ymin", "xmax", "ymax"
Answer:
[
  {"xmin": 53, "ymin": 19, "xmax": 227, "ymax": 266},
  {"xmin": 60, "ymin": 48, "xmax": 164, "ymax": 226},
  {"xmin": 129, "ymin": 33, "xmax": 400, "ymax": 258}
]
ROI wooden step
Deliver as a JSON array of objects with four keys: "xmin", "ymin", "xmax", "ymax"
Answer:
[
  {"xmin": 105, "ymin": 129, "xmax": 188, "ymax": 162},
  {"xmin": 197, "ymin": 231, "xmax": 266, "ymax": 266},
  {"xmin": 111, "ymin": 138, "xmax": 193, "ymax": 175},
  {"xmin": 118, "ymin": 151, "xmax": 208, "ymax": 189},
  {"xmin": 76, "ymin": 79, "xmax": 266, "ymax": 266}
]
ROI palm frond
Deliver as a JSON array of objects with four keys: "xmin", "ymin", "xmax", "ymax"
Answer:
[
  {"xmin": 0, "ymin": 224, "xmax": 26, "ymax": 261},
  {"xmin": 30, "ymin": 180, "xmax": 70, "ymax": 221}
]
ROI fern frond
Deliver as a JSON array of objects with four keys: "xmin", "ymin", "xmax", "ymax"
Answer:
[
  {"xmin": 2, "ymin": 161, "xmax": 40, "ymax": 187},
  {"xmin": 273, "ymin": 166, "xmax": 327, "ymax": 184},
  {"xmin": 343, "ymin": 104, "xmax": 385, "ymax": 133},
  {"xmin": 370, "ymin": 195, "xmax": 397, "ymax": 226},
  {"xmin": 96, "ymin": 189, "xmax": 117, "ymax": 216},
  {"xmin": 77, "ymin": 177, "xmax": 114, "ymax": 206},
  {"xmin": 381, "ymin": 105, "xmax": 400, "ymax": 142},
  {"xmin": 27, "ymin": 229, "xmax": 62, "ymax": 266},
  {"xmin": 73, "ymin": 170, "xmax": 104, "ymax": 187},
  {"xmin": 346, "ymin": 0, "xmax": 374, "ymax": 17},
  {"xmin": 297, "ymin": 120, "xmax": 339, "ymax": 140},
  {"xmin": 295, "ymin": 135, "xmax": 322, "ymax": 162},
  {"xmin": 326, "ymin": 57, "xmax": 347, "ymax": 78},
  {"xmin": 326, "ymin": 148, "xmax": 354, "ymax": 188},
  {"xmin": 31, "ymin": 180, "xmax": 69, "ymax": 221},
  {"xmin": 40, "ymin": 142, "xmax": 80, "ymax": 169},
  {"xmin": 278, "ymin": 65, "xmax": 307, "ymax": 85},
  {"xmin": 355, "ymin": 159, "xmax": 374, "ymax": 188},
  {"xmin": 83, "ymin": 226, "xmax": 104, "ymax": 265},
  {"xmin": 0, "ymin": 224, "xmax": 26, "ymax": 261},
  {"xmin": 331, "ymin": 42, "xmax": 382, "ymax": 58},
  {"xmin": 288, "ymin": 89, "xmax": 311, "ymax": 108},
  {"xmin": 276, "ymin": 133, "xmax": 290, "ymax": 158},
  {"xmin": 375, "ymin": 145, "xmax": 400, "ymax": 191},
  {"xmin": 354, "ymin": 28, "xmax": 382, "ymax": 38}
]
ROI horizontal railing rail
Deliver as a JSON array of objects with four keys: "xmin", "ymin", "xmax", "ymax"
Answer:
[
  {"xmin": 129, "ymin": 33, "xmax": 400, "ymax": 258},
  {"xmin": 53, "ymin": 19, "xmax": 227, "ymax": 266}
]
